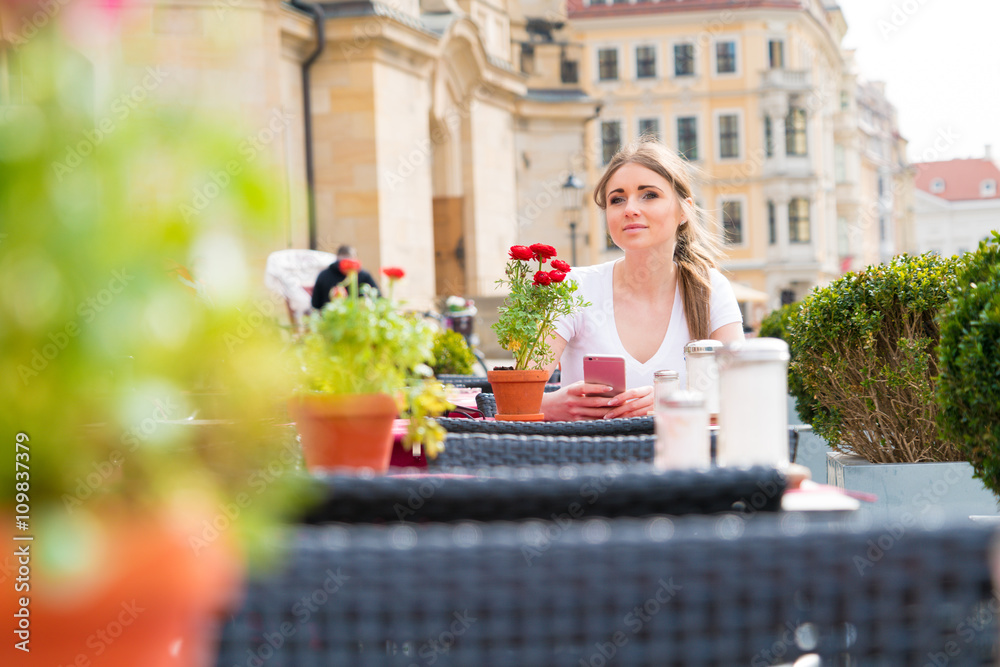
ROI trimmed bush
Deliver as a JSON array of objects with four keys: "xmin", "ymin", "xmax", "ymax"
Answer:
[
  {"xmin": 787, "ymin": 253, "xmax": 964, "ymax": 463},
  {"xmin": 937, "ymin": 232, "xmax": 1000, "ymax": 496},
  {"xmin": 431, "ymin": 329, "xmax": 476, "ymax": 376}
]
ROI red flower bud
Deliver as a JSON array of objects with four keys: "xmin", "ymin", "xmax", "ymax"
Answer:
[
  {"xmin": 530, "ymin": 243, "xmax": 557, "ymax": 262},
  {"xmin": 551, "ymin": 259, "xmax": 571, "ymax": 272},
  {"xmin": 509, "ymin": 245, "xmax": 534, "ymax": 261},
  {"xmin": 339, "ymin": 258, "xmax": 361, "ymax": 273},
  {"xmin": 548, "ymin": 270, "xmax": 566, "ymax": 283},
  {"xmin": 382, "ymin": 266, "xmax": 405, "ymax": 280},
  {"xmin": 532, "ymin": 271, "xmax": 553, "ymax": 286}
]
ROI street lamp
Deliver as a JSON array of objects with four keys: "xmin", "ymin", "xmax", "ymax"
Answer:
[{"xmin": 561, "ymin": 173, "xmax": 584, "ymax": 266}]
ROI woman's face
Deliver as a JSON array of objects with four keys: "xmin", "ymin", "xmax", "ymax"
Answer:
[{"xmin": 604, "ymin": 162, "xmax": 690, "ymax": 253}]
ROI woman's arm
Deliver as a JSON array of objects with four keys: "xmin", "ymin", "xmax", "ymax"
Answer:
[
  {"xmin": 539, "ymin": 333, "xmax": 621, "ymax": 421},
  {"xmin": 710, "ymin": 321, "xmax": 745, "ymax": 344}
]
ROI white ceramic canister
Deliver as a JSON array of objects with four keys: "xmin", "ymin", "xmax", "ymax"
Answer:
[
  {"xmin": 716, "ymin": 338, "xmax": 790, "ymax": 468},
  {"xmin": 684, "ymin": 339, "xmax": 724, "ymax": 420},
  {"xmin": 654, "ymin": 390, "xmax": 710, "ymax": 470},
  {"xmin": 653, "ymin": 369, "xmax": 680, "ymax": 412}
]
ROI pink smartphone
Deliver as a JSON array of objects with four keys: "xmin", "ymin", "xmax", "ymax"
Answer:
[{"xmin": 583, "ymin": 354, "xmax": 626, "ymax": 398}]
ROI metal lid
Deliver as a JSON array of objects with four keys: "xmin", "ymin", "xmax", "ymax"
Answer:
[
  {"xmin": 653, "ymin": 369, "xmax": 679, "ymax": 379},
  {"xmin": 719, "ymin": 338, "xmax": 790, "ymax": 363},
  {"xmin": 659, "ymin": 389, "xmax": 705, "ymax": 409},
  {"xmin": 684, "ymin": 339, "xmax": 724, "ymax": 355}
]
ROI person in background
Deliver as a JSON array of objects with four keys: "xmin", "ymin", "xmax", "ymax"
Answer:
[
  {"xmin": 541, "ymin": 139, "xmax": 744, "ymax": 421},
  {"xmin": 311, "ymin": 245, "xmax": 381, "ymax": 310}
]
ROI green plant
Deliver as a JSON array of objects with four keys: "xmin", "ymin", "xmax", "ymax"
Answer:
[
  {"xmin": 786, "ymin": 253, "xmax": 964, "ymax": 463},
  {"xmin": 296, "ymin": 267, "xmax": 450, "ymax": 457},
  {"xmin": 431, "ymin": 329, "xmax": 476, "ymax": 376},
  {"xmin": 937, "ymin": 232, "xmax": 1000, "ymax": 495},
  {"xmin": 0, "ymin": 30, "xmax": 307, "ymax": 568},
  {"xmin": 492, "ymin": 244, "xmax": 588, "ymax": 370}
]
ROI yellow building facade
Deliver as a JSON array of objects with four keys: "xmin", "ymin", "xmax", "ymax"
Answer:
[{"xmin": 566, "ymin": 0, "xmax": 851, "ymax": 321}]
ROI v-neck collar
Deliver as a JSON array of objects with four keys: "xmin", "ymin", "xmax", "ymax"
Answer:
[{"xmin": 609, "ymin": 259, "xmax": 683, "ymax": 366}]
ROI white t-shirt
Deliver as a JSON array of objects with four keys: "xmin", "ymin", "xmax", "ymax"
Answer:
[{"xmin": 553, "ymin": 260, "xmax": 743, "ymax": 389}]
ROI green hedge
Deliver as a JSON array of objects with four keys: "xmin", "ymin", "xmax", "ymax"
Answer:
[
  {"xmin": 759, "ymin": 301, "xmax": 817, "ymax": 425},
  {"xmin": 787, "ymin": 253, "xmax": 963, "ymax": 463},
  {"xmin": 937, "ymin": 232, "xmax": 1000, "ymax": 495}
]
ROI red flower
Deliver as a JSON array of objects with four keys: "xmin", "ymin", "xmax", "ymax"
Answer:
[
  {"xmin": 382, "ymin": 266, "xmax": 405, "ymax": 280},
  {"xmin": 548, "ymin": 270, "xmax": 566, "ymax": 283},
  {"xmin": 339, "ymin": 258, "xmax": 361, "ymax": 273},
  {"xmin": 532, "ymin": 271, "xmax": 552, "ymax": 286},
  {"xmin": 551, "ymin": 259, "xmax": 571, "ymax": 272},
  {"xmin": 530, "ymin": 243, "xmax": 557, "ymax": 262},
  {"xmin": 509, "ymin": 245, "xmax": 534, "ymax": 261}
]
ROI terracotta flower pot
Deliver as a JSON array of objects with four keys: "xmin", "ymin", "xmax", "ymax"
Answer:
[
  {"xmin": 2, "ymin": 505, "xmax": 241, "ymax": 667},
  {"xmin": 487, "ymin": 369, "xmax": 550, "ymax": 421},
  {"xmin": 288, "ymin": 393, "xmax": 398, "ymax": 472}
]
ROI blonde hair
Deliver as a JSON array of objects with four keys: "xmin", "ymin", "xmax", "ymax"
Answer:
[{"xmin": 594, "ymin": 139, "xmax": 723, "ymax": 341}]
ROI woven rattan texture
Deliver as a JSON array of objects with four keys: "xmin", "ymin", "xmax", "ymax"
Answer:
[
  {"xmin": 439, "ymin": 414, "xmax": 655, "ymax": 435},
  {"xmin": 298, "ymin": 465, "xmax": 784, "ymax": 524},
  {"xmin": 431, "ymin": 433, "xmax": 655, "ymax": 467},
  {"xmin": 214, "ymin": 516, "xmax": 997, "ymax": 666}
]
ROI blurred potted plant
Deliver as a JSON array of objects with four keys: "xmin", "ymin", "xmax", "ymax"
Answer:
[
  {"xmin": 431, "ymin": 328, "xmax": 476, "ymax": 376},
  {"xmin": 490, "ymin": 244, "xmax": 587, "ymax": 420},
  {"xmin": 0, "ymin": 25, "xmax": 307, "ymax": 667},
  {"xmin": 290, "ymin": 265, "xmax": 450, "ymax": 470},
  {"xmin": 783, "ymin": 253, "xmax": 996, "ymax": 519},
  {"xmin": 937, "ymin": 232, "xmax": 1000, "ymax": 499}
]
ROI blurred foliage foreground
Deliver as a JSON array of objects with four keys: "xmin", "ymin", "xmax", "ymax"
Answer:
[{"xmin": 0, "ymin": 29, "xmax": 310, "ymax": 579}]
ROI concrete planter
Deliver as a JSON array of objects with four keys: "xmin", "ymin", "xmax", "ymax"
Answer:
[{"xmin": 827, "ymin": 451, "xmax": 999, "ymax": 522}]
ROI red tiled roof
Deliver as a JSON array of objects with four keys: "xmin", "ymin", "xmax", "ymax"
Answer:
[
  {"xmin": 567, "ymin": 0, "xmax": 802, "ymax": 20},
  {"xmin": 914, "ymin": 158, "xmax": 1000, "ymax": 202}
]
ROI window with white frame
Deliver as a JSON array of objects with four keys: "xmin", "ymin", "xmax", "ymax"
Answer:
[
  {"xmin": 715, "ymin": 41, "xmax": 736, "ymax": 74},
  {"xmin": 597, "ymin": 48, "xmax": 619, "ymax": 82},
  {"xmin": 635, "ymin": 45, "xmax": 656, "ymax": 79},
  {"xmin": 789, "ymin": 198, "xmax": 810, "ymax": 243},
  {"xmin": 674, "ymin": 43, "xmax": 694, "ymax": 77},
  {"xmin": 638, "ymin": 118, "xmax": 660, "ymax": 140},
  {"xmin": 764, "ymin": 116, "xmax": 774, "ymax": 158},
  {"xmin": 768, "ymin": 40, "xmax": 784, "ymax": 69},
  {"xmin": 601, "ymin": 120, "xmax": 622, "ymax": 165},
  {"xmin": 835, "ymin": 144, "xmax": 846, "ymax": 182},
  {"xmin": 930, "ymin": 178, "xmax": 945, "ymax": 194},
  {"xmin": 677, "ymin": 116, "xmax": 697, "ymax": 160},
  {"xmin": 721, "ymin": 199, "xmax": 743, "ymax": 245},
  {"xmin": 785, "ymin": 107, "xmax": 807, "ymax": 156},
  {"xmin": 718, "ymin": 113, "xmax": 740, "ymax": 159},
  {"xmin": 767, "ymin": 200, "xmax": 776, "ymax": 245},
  {"xmin": 981, "ymin": 179, "xmax": 997, "ymax": 197}
]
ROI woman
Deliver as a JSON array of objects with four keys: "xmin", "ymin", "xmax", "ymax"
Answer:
[{"xmin": 541, "ymin": 140, "xmax": 744, "ymax": 420}]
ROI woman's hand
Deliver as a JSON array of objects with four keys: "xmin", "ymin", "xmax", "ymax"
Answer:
[
  {"xmin": 603, "ymin": 385, "xmax": 654, "ymax": 419},
  {"xmin": 541, "ymin": 381, "xmax": 621, "ymax": 421}
]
